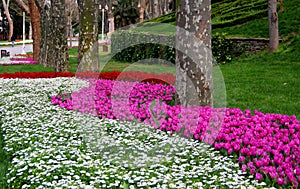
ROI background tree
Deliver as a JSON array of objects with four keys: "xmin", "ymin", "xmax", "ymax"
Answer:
[
  {"xmin": 51, "ymin": 0, "xmax": 68, "ymax": 72},
  {"xmin": 112, "ymin": 0, "xmax": 139, "ymax": 28},
  {"xmin": 2, "ymin": 0, "xmax": 13, "ymax": 41},
  {"xmin": 11, "ymin": 0, "xmax": 40, "ymax": 61},
  {"xmin": 28, "ymin": 0, "xmax": 40, "ymax": 61},
  {"xmin": 66, "ymin": 0, "xmax": 78, "ymax": 47},
  {"xmin": 35, "ymin": 0, "xmax": 53, "ymax": 67},
  {"xmin": 12, "ymin": 0, "xmax": 29, "ymax": 13},
  {"xmin": 176, "ymin": 0, "xmax": 212, "ymax": 106},
  {"xmin": 34, "ymin": 0, "xmax": 68, "ymax": 71},
  {"xmin": 77, "ymin": 0, "xmax": 99, "ymax": 71},
  {"xmin": 268, "ymin": 0, "xmax": 279, "ymax": 53},
  {"xmin": 138, "ymin": 0, "xmax": 145, "ymax": 22}
]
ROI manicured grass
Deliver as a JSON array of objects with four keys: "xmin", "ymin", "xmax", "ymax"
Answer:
[
  {"xmin": 133, "ymin": 22, "xmax": 176, "ymax": 35},
  {"xmin": 221, "ymin": 49, "xmax": 300, "ymax": 119},
  {"xmin": 0, "ymin": 64, "xmax": 54, "ymax": 73},
  {"xmin": 0, "ymin": 123, "xmax": 9, "ymax": 189}
]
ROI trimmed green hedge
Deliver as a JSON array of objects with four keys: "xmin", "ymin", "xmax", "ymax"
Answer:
[
  {"xmin": 111, "ymin": 31, "xmax": 175, "ymax": 63},
  {"xmin": 111, "ymin": 31, "xmax": 241, "ymax": 64}
]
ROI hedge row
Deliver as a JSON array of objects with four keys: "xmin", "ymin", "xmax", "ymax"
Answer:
[{"xmin": 111, "ymin": 31, "xmax": 241, "ymax": 64}]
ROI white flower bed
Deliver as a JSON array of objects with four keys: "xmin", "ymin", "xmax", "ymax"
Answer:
[{"xmin": 0, "ymin": 78, "xmax": 275, "ymax": 188}]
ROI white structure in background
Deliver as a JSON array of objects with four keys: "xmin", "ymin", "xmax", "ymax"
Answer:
[{"xmin": 21, "ymin": 12, "xmax": 26, "ymax": 54}]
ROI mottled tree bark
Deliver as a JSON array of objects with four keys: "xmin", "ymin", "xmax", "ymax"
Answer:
[
  {"xmin": 268, "ymin": 0, "xmax": 279, "ymax": 53},
  {"xmin": 28, "ymin": 0, "xmax": 41, "ymax": 61},
  {"xmin": 51, "ymin": 0, "xmax": 69, "ymax": 72},
  {"xmin": 35, "ymin": 0, "xmax": 53, "ymax": 67},
  {"xmin": 66, "ymin": 0, "xmax": 72, "ymax": 47},
  {"xmin": 175, "ymin": 0, "xmax": 212, "ymax": 107},
  {"xmin": 77, "ymin": 0, "xmax": 99, "ymax": 72},
  {"xmin": 35, "ymin": 0, "xmax": 68, "ymax": 71}
]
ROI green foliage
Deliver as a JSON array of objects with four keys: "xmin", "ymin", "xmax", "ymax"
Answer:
[
  {"xmin": 143, "ymin": 11, "xmax": 176, "ymax": 25},
  {"xmin": 111, "ymin": 31, "xmax": 241, "ymax": 64},
  {"xmin": 112, "ymin": 0, "xmax": 139, "ymax": 29},
  {"xmin": 212, "ymin": 32, "xmax": 243, "ymax": 64},
  {"xmin": 140, "ymin": 0, "xmax": 268, "ymax": 30},
  {"xmin": 111, "ymin": 30, "xmax": 175, "ymax": 64}
]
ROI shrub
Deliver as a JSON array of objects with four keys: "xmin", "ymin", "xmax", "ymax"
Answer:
[
  {"xmin": 212, "ymin": 32, "xmax": 242, "ymax": 64},
  {"xmin": 111, "ymin": 31, "xmax": 241, "ymax": 64}
]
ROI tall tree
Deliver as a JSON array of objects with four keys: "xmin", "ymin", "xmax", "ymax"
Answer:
[
  {"xmin": 138, "ymin": 0, "xmax": 145, "ymax": 22},
  {"xmin": 28, "ymin": 0, "xmax": 40, "ymax": 61},
  {"xmin": 12, "ymin": 0, "xmax": 30, "ymax": 13},
  {"xmin": 12, "ymin": 0, "xmax": 40, "ymax": 61},
  {"xmin": 2, "ymin": 0, "xmax": 14, "ymax": 41},
  {"xmin": 35, "ymin": 0, "xmax": 53, "ymax": 67},
  {"xmin": 268, "ymin": 0, "xmax": 279, "ymax": 53},
  {"xmin": 77, "ymin": 0, "xmax": 99, "ymax": 72},
  {"xmin": 35, "ymin": 0, "xmax": 68, "ymax": 71},
  {"xmin": 51, "ymin": 0, "xmax": 69, "ymax": 72},
  {"xmin": 176, "ymin": 0, "xmax": 212, "ymax": 106},
  {"xmin": 66, "ymin": 0, "xmax": 78, "ymax": 47}
]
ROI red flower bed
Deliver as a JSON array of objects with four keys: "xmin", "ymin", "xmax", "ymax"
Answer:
[
  {"xmin": 0, "ymin": 72, "xmax": 74, "ymax": 79},
  {"xmin": 76, "ymin": 71, "xmax": 175, "ymax": 85},
  {"xmin": 0, "ymin": 71, "xmax": 176, "ymax": 85}
]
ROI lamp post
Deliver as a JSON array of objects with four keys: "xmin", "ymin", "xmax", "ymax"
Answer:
[
  {"xmin": 102, "ymin": 8, "xmax": 104, "ymax": 41},
  {"xmin": 21, "ymin": 12, "xmax": 26, "ymax": 54}
]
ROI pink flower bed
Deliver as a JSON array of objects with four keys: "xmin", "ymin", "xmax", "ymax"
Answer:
[
  {"xmin": 52, "ymin": 79, "xmax": 300, "ymax": 188},
  {"xmin": 0, "ymin": 57, "xmax": 37, "ymax": 66}
]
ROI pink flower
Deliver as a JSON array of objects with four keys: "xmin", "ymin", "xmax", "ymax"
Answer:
[
  {"xmin": 242, "ymin": 164, "xmax": 247, "ymax": 172},
  {"xmin": 238, "ymin": 156, "xmax": 245, "ymax": 163},
  {"xmin": 277, "ymin": 177, "xmax": 286, "ymax": 185},
  {"xmin": 255, "ymin": 173, "xmax": 263, "ymax": 180}
]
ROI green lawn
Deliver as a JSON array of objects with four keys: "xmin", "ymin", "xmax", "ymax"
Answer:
[
  {"xmin": 221, "ymin": 50, "xmax": 300, "ymax": 118},
  {"xmin": 0, "ymin": 123, "xmax": 9, "ymax": 189}
]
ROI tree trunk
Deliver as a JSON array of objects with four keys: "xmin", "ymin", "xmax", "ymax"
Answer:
[
  {"xmin": 66, "ymin": 0, "xmax": 72, "ymax": 47},
  {"xmin": 35, "ymin": 0, "xmax": 68, "ymax": 71},
  {"xmin": 2, "ymin": 0, "xmax": 13, "ymax": 41},
  {"xmin": 77, "ymin": 0, "xmax": 99, "ymax": 72},
  {"xmin": 138, "ymin": 0, "xmax": 145, "ymax": 22},
  {"xmin": 29, "ymin": 22, "xmax": 32, "ymax": 40},
  {"xmin": 12, "ymin": 0, "xmax": 30, "ymax": 13},
  {"xmin": 28, "ymin": 0, "xmax": 40, "ymax": 61},
  {"xmin": 51, "ymin": 0, "xmax": 69, "ymax": 72},
  {"xmin": 175, "ymin": 0, "xmax": 212, "ymax": 107},
  {"xmin": 35, "ymin": 0, "xmax": 53, "ymax": 67},
  {"xmin": 268, "ymin": 0, "xmax": 279, "ymax": 53}
]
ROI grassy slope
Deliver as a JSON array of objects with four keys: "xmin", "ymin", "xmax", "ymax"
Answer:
[
  {"xmin": 219, "ymin": 0, "xmax": 300, "ymax": 118},
  {"xmin": 137, "ymin": 0, "xmax": 300, "ymax": 118}
]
